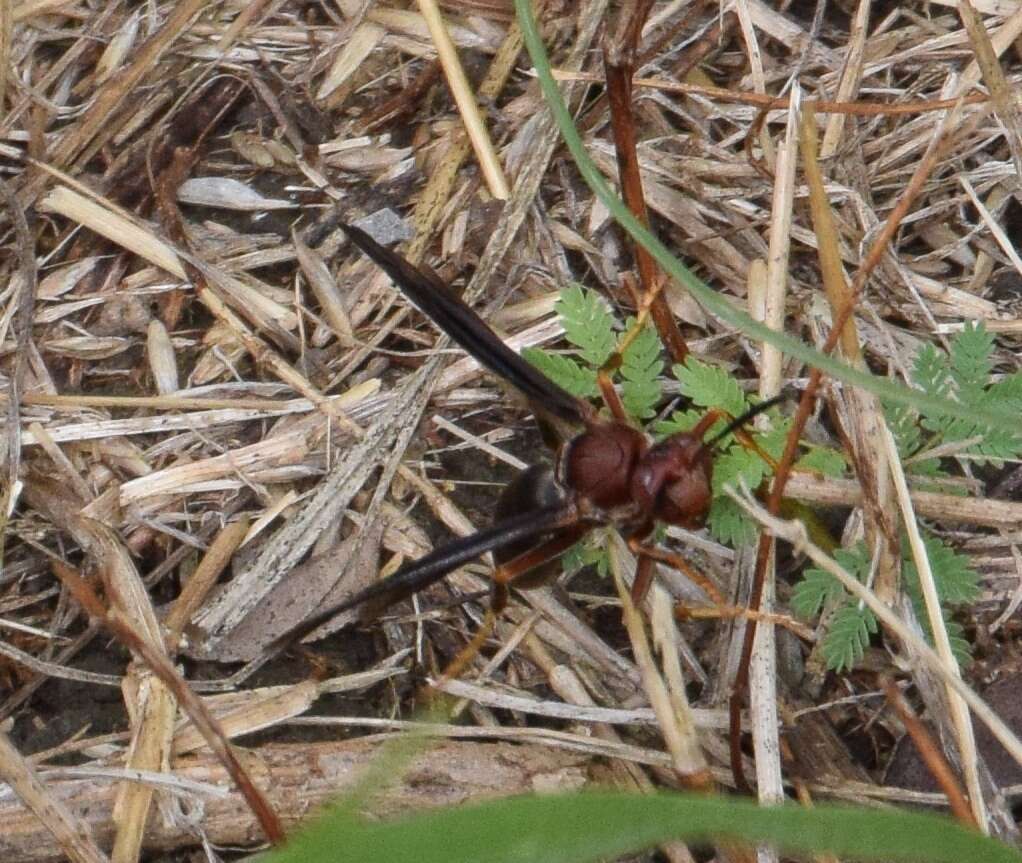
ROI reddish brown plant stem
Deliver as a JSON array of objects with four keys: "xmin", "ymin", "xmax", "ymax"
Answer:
[
  {"xmin": 603, "ymin": 0, "xmax": 688, "ymax": 363},
  {"xmin": 883, "ymin": 678, "xmax": 977, "ymax": 829}
]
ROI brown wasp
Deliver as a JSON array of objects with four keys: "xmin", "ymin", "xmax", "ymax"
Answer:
[{"xmin": 275, "ymin": 222, "xmax": 781, "ymax": 662}]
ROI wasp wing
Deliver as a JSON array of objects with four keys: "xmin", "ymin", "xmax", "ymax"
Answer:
[
  {"xmin": 340, "ymin": 221, "xmax": 593, "ymax": 429},
  {"xmin": 267, "ymin": 502, "xmax": 580, "ymax": 654}
]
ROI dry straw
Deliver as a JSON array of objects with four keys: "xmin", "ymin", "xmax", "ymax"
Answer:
[{"xmin": 3, "ymin": 0, "xmax": 1022, "ymax": 858}]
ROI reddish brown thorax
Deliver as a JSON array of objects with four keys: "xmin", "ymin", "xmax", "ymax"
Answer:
[
  {"xmin": 561, "ymin": 418, "xmax": 715, "ymax": 530},
  {"xmin": 630, "ymin": 432, "xmax": 713, "ymax": 528},
  {"xmin": 562, "ymin": 422, "xmax": 646, "ymax": 510}
]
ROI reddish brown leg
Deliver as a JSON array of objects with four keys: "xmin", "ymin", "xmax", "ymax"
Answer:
[
  {"xmin": 595, "ymin": 273, "xmax": 641, "ymax": 424},
  {"xmin": 729, "ymin": 425, "xmax": 779, "ymax": 472},
  {"xmin": 627, "ymin": 538, "xmax": 726, "ymax": 606},
  {"xmin": 630, "ymin": 552, "xmax": 657, "ymax": 605},
  {"xmin": 429, "ymin": 527, "xmax": 588, "ymax": 688},
  {"xmin": 597, "ymin": 364, "xmax": 631, "ymax": 424},
  {"xmin": 690, "ymin": 408, "xmax": 724, "ymax": 440},
  {"xmin": 675, "ymin": 604, "xmax": 814, "ymax": 641},
  {"xmin": 697, "ymin": 406, "xmax": 781, "ymax": 473}
]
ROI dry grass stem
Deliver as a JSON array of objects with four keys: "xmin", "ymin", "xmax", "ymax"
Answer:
[
  {"xmin": 880, "ymin": 427, "xmax": 986, "ymax": 828},
  {"xmin": 38, "ymin": 187, "xmax": 185, "ymax": 279},
  {"xmin": 2, "ymin": 1, "xmax": 1022, "ymax": 857},
  {"xmin": 416, "ymin": 0, "xmax": 509, "ymax": 199},
  {"xmin": 608, "ymin": 534, "xmax": 711, "ymax": 790},
  {"xmin": 0, "ymin": 726, "xmax": 109, "ymax": 863}
]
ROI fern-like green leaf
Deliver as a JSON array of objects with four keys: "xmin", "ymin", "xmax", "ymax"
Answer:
[
  {"xmin": 794, "ymin": 543, "xmax": 879, "ymax": 671},
  {"xmin": 899, "ymin": 325, "xmax": 1022, "ymax": 465},
  {"xmin": 833, "ymin": 543, "xmax": 872, "ymax": 578},
  {"xmin": 707, "ymin": 496, "xmax": 755, "ymax": 546},
  {"xmin": 904, "ymin": 593, "xmax": 973, "ymax": 668},
  {"xmin": 987, "ymin": 371, "xmax": 1022, "ymax": 404},
  {"xmin": 555, "ymin": 285, "xmax": 617, "ymax": 366},
  {"xmin": 620, "ymin": 321, "xmax": 664, "ymax": 419},
  {"xmin": 655, "ymin": 409, "xmax": 726, "ymax": 441},
  {"xmin": 755, "ymin": 419, "xmax": 791, "ymax": 462},
  {"xmin": 822, "ymin": 603, "xmax": 878, "ymax": 673},
  {"xmin": 968, "ymin": 374, "xmax": 1022, "ymax": 461},
  {"xmin": 706, "ymin": 435, "xmax": 781, "ymax": 546},
  {"xmin": 522, "ymin": 348, "xmax": 598, "ymax": 398},
  {"xmin": 950, "ymin": 321, "xmax": 994, "ymax": 397},
  {"xmin": 791, "ymin": 567, "xmax": 846, "ymax": 618},
  {"xmin": 884, "ymin": 400, "xmax": 924, "ymax": 461},
  {"xmin": 913, "ymin": 342, "xmax": 954, "ymax": 403},
  {"xmin": 711, "ymin": 446, "xmax": 767, "ymax": 495},
  {"xmin": 894, "ymin": 532, "xmax": 974, "ymax": 667},
  {"xmin": 944, "ymin": 616, "xmax": 972, "ymax": 667},
  {"xmin": 561, "ymin": 537, "xmax": 609, "ymax": 578},
  {"xmin": 932, "ymin": 392, "xmax": 1022, "ymax": 464},
  {"xmin": 673, "ymin": 358, "xmax": 748, "ymax": 418},
  {"xmin": 903, "ymin": 455, "xmax": 952, "ymax": 482},
  {"xmin": 796, "ymin": 447, "xmax": 847, "ymax": 478},
  {"xmin": 706, "ymin": 447, "xmax": 766, "ymax": 545},
  {"xmin": 621, "ymin": 379, "xmax": 661, "ymax": 421},
  {"xmin": 964, "ymin": 390, "xmax": 1022, "ymax": 461},
  {"xmin": 795, "ymin": 543, "xmax": 870, "ymax": 618},
  {"xmin": 902, "ymin": 533, "xmax": 979, "ymax": 606}
]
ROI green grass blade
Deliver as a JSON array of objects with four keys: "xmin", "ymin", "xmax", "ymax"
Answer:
[{"xmin": 264, "ymin": 790, "xmax": 1022, "ymax": 863}]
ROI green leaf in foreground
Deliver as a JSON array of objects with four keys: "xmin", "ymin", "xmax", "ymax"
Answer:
[{"xmin": 263, "ymin": 790, "xmax": 1022, "ymax": 863}]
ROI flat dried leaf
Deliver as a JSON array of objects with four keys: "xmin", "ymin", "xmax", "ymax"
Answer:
[
  {"xmin": 95, "ymin": 8, "xmax": 139, "ymax": 82},
  {"xmin": 147, "ymin": 319, "xmax": 179, "ymax": 395},
  {"xmin": 186, "ymin": 520, "xmax": 384, "ymax": 662},
  {"xmin": 37, "ymin": 256, "xmax": 102, "ymax": 300},
  {"xmin": 317, "ymin": 21, "xmax": 386, "ymax": 100},
  {"xmin": 177, "ymin": 177, "xmax": 298, "ymax": 212},
  {"xmin": 43, "ymin": 335, "xmax": 132, "ymax": 359},
  {"xmin": 39, "ymin": 186, "xmax": 186, "ymax": 278}
]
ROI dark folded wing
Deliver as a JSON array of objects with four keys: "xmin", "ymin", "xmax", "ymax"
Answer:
[
  {"xmin": 267, "ymin": 501, "xmax": 580, "ymax": 654},
  {"xmin": 340, "ymin": 221, "xmax": 593, "ymax": 427}
]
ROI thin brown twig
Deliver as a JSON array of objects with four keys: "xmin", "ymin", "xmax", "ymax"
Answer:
[
  {"xmin": 554, "ymin": 69, "xmax": 991, "ymax": 116},
  {"xmin": 883, "ymin": 676, "xmax": 976, "ymax": 826},
  {"xmin": 602, "ymin": 0, "xmax": 688, "ymax": 363}
]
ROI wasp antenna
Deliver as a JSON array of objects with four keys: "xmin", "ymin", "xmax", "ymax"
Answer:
[{"xmin": 706, "ymin": 393, "xmax": 788, "ymax": 450}]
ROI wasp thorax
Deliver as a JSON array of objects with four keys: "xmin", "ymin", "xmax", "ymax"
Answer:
[
  {"xmin": 562, "ymin": 422, "xmax": 646, "ymax": 510},
  {"xmin": 630, "ymin": 433, "xmax": 713, "ymax": 528}
]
